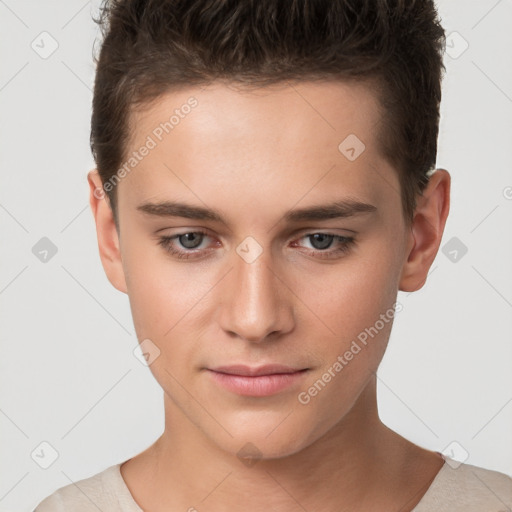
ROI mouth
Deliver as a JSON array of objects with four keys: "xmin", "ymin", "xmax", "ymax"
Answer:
[{"xmin": 206, "ymin": 364, "xmax": 309, "ymax": 397}]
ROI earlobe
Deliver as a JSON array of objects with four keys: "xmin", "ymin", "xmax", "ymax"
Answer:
[
  {"xmin": 87, "ymin": 169, "xmax": 128, "ymax": 294},
  {"xmin": 399, "ymin": 169, "xmax": 451, "ymax": 292}
]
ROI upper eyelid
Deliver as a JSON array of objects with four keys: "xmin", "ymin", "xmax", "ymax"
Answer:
[{"xmin": 159, "ymin": 226, "xmax": 355, "ymax": 239}]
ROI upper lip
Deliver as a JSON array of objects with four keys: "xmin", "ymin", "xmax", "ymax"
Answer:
[{"xmin": 209, "ymin": 364, "xmax": 307, "ymax": 377}]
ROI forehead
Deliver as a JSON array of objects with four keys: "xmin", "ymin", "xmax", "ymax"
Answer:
[{"xmin": 119, "ymin": 80, "xmax": 398, "ymax": 221}]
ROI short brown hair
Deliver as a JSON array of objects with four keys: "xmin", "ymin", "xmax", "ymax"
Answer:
[{"xmin": 90, "ymin": 0, "xmax": 446, "ymax": 227}]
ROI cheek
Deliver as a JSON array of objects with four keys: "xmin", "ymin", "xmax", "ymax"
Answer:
[
  {"xmin": 297, "ymin": 247, "xmax": 401, "ymax": 342},
  {"xmin": 294, "ymin": 241, "xmax": 402, "ymax": 391},
  {"xmin": 121, "ymin": 233, "xmax": 207, "ymax": 341}
]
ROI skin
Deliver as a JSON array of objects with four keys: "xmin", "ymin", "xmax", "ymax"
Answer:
[{"xmin": 87, "ymin": 80, "xmax": 450, "ymax": 511}]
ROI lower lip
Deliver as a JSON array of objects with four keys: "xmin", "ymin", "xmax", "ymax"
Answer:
[{"xmin": 207, "ymin": 370, "xmax": 308, "ymax": 397}]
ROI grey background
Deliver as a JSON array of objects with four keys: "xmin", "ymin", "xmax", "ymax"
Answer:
[{"xmin": 1, "ymin": 0, "xmax": 511, "ymax": 510}]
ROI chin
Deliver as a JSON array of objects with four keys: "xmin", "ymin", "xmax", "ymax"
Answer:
[
  {"xmin": 219, "ymin": 434, "xmax": 309, "ymax": 463},
  {"xmin": 211, "ymin": 412, "xmax": 322, "ymax": 462}
]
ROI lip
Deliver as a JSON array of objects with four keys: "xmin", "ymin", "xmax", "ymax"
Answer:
[{"xmin": 207, "ymin": 365, "xmax": 309, "ymax": 397}]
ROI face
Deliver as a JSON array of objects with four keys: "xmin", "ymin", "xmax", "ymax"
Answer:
[{"xmin": 101, "ymin": 80, "xmax": 414, "ymax": 458}]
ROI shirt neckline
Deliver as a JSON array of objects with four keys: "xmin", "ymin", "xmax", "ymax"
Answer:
[
  {"xmin": 113, "ymin": 456, "xmax": 451, "ymax": 511},
  {"xmin": 411, "ymin": 457, "xmax": 451, "ymax": 510},
  {"xmin": 112, "ymin": 463, "xmax": 145, "ymax": 511}
]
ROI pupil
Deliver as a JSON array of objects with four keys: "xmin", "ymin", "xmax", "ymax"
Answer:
[
  {"xmin": 180, "ymin": 233, "xmax": 203, "ymax": 249},
  {"xmin": 310, "ymin": 233, "xmax": 333, "ymax": 250}
]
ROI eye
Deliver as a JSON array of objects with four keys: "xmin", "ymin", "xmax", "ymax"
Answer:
[
  {"xmin": 306, "ymin": 233, "xmax": 335, "ymax": 250},
  {"xmin": 176, "ymin": 232, "xmax": 204, "ymax": 249},
  {"xmin": 291, "ymin": 233, "xmax": 355, "ymax": 259},
  {"xmin": 157, "ymin": 230, "xmax": 214, "ymax": 259}
]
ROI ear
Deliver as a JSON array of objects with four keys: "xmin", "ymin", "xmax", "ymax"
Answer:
[
  {"xmin": 87, "ymin": 169, "xmax": 128, "ymax": 294},
  {"xmin": 399, "ymin": 168, "xmax": 451, "ymax": 292}
]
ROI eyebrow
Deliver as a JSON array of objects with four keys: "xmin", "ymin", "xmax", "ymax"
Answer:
[{"xmin": 136, "ymin": 198, "xmax": 377, "ymax": 224}]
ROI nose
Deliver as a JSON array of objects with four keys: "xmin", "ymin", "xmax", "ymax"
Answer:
[{"xmin": 217, "ymin": 244, "xmax": 295, "ymax": 343}]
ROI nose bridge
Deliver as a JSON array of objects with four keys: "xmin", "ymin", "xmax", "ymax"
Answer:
[{"xmin": 218, "ymin": 240, "xmax": 293, "ymax": 342}]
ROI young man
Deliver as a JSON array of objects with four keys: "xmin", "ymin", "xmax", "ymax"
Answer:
[{"xmin": 35, "ymin": 0, "xmax": 512, "ymax": 510}]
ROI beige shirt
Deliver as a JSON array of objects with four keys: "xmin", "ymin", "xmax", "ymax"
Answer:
[{"xmin": 34, "ymin": 458, "xmax": 512, "ymax": 511}]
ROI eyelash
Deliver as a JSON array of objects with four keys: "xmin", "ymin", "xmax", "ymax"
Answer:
[{"xmin": 157, "ymin": 230, "xmax": 356, "ymax": 260}]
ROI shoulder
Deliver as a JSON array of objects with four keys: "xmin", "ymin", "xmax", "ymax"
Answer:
[
  {"xmin": 33, "ymin": 463, "xmax": 140, "ymax": 512},
  {"xmin": 414, "ymin": 459, "xmax": 512, "ymax": 512}
]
